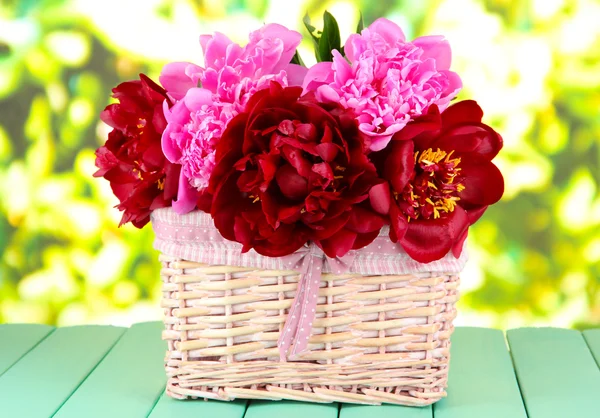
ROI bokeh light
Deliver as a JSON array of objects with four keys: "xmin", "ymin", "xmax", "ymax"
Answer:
[{"xmin": 1, "ymin": 0, "xmax": 599, "ymax": 329}]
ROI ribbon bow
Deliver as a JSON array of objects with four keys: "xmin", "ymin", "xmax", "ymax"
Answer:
[{"xmin": 277, "ymin": 242, "xmax": 355, "ymax": 361}]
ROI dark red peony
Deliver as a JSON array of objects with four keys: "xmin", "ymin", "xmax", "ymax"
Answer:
[
  {"xmin": 209, "ymin": 81, "xmax": 384, "ymax": 258},
  {"xmin": 94, "ymin": 74, "xmax": 180, "ymax": 228},
  {"xmin": 370, "ymin": 100, "xmax": 504, "ymax": 263}
]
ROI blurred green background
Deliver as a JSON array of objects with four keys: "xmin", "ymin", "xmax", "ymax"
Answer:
[{"xmin": 0, "ymin": 0, "xmax": 598, "ymax": 329}]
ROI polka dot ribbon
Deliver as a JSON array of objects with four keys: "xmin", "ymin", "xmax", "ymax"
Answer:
[{"xmin": 277, "ymin": 242, "xmax": 355, "ymax": 361}]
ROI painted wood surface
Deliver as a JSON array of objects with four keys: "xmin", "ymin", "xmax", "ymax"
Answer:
[
  {"xmin": 507, "ymin": 327, "xmax": 600, "ymax": 417},
  {"xmin": 0, "ymin": 323, "xmax": 599, "ymax": 417}
]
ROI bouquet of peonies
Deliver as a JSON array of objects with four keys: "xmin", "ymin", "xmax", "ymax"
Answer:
[
  {"xmin": 95, "ymin": 13, "xmax": 503, "ymax": 265},
  {"xmin": 95, "ymin": 13, "xmax": 505, "ymax": 405}
]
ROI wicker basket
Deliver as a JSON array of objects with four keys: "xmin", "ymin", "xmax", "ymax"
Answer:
[{"xmin": 153, "ymin": 208, "xmax": 463, "ymax": 406}]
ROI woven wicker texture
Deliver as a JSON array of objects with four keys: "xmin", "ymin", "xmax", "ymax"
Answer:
[{"xmin": 161, "ymin": 253, "xmax": 459, "ymax": 406}]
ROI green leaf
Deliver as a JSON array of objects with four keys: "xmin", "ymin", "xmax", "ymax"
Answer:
[
  {"xmin": 357, "ymin": 11, "xmax": 365, "ymax": 33},
  {"xmin": 318, "ymin": 11, "xmax": 342, "ymax": 62},
  {"xmin": 290, "ymin": 50, "xmax": 305, "ymax": 67},
  {"xmin": 302, "ymin": 13, "xmax": 320, "ymax": 46}
]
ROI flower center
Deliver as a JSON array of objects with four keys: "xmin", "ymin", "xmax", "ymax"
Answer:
[{"xmin": 396, "ymin": 148, "xmax": 465, "ymax": 221}]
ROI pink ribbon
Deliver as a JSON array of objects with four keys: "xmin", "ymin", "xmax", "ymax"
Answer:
[
  {"xmin": 278, "ymin": 243, "xmax": 355, "ymax": 361},
  {"xmin": 150, "ymin": 208, "xmax": 468, "ymax": 361}
]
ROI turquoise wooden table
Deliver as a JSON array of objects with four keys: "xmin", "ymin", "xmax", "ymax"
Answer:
[{"xmin": 1, "ymin": 322, "xmax": 599, "ymax": 418}]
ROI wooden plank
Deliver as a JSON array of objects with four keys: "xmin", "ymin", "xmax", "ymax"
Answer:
[
  {"xmin": 244, "ymin": 400, "xmax": 338, "ymax": 418},
  {"xmin": 341, "ymin": 404, "xmax": 431, "ymax": 418},
  {"xmin": 433, "ymin": 327, "xmax": 527, "ymax": 418},
  {"xmin": 507, "ymin": 327, "xmax": 600, "ymax": 417},
  {"xmin": 54, "ymin": 322, "xmax": 166, "ymax": 418},
  {"xmin": 0, "ymin": 325, "xmax": 124, "ymax": 417},
  {"xmin": 148, "ymin": 394, "xmax": 247, "ymax": 418},
  {"xmin": 583, "ymin": 329, "xmax": 600, "ymax": 368},
  {"xmin": 0, "ymin": 324, "xmax": 54, "ymax": 376}
]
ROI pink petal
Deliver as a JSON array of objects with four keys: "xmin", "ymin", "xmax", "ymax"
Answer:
[
  {"xmin": 285, "ymin": 63, "xmax": 308, "ymax": 87},
  {"xmin": 436, "ymin": 70, "xmax": 462, "ymax": 111},
  {"xmin": 160, "ymin": 62, "xmax": 201, "ymax": 101},
  {"xmin": 253, "ymin": 24, "xmax": 303, "ymax": 72},
  {"xmin": 302, "ymin": 62, "xmax": 334, "ymax": 92},
  {"xmin": 343, "ymin": 33, "xmax": 364, "ymax": 63},
  {"xmin": 202, "ymin": 32, "xmax": 234, "ymax": 70},
  {"xmin": 183, "ymin": 87, "xmax": 213, "ymax": 110},
  {"xmin": 367, "ymin": 133, "xmax": 394, "ymax": 152},
  {"xmin": 172, "ymin": 173, "xmax": 198, "ymax": 214},
  {"xmin": 413, "ymin": 35, "xmax": 452, "ymax": 70},
  {"xmin": 332, "ymin": 50, "xmax": 353, "ymax": 85},
  {"xmin": 316, "ymin": 85, "xmax": 341, "ymax": 103},
  {"xmin": 368, "ymin": 18, "xmax": 406, "ymax": 44}
]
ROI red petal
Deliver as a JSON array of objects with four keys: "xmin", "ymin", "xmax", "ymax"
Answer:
[
  {"xmin": 400, "ymin": 206, "xmax": 469, "ymax": 263},
  {"xmin": 308, "ymin": 211, "xmax": 350, "ymax": 240},
  {"xmin": 254, "ymin": 227, "xmax": 307, "ymax": 257},
  {"xmin": 318, "ymin": 228, "xmax": 357, "ymax": 258},
  {"xmin": 459, "ymin": 162, "xmax": 504, "ymax": 206},
  {"xmin": 316, "ymin": 143, "xmax": 340, "ymax": 161},
  {"xmin": 352, "ymin": 230, "xmax": 380, "ymax": 250},
  {"xmin": 276, "ymin": 165, "xmax": 308, "ymax": 201},
  {"xmin": 441, "ymin": 100, "xmax": 483, "ymax": 126},
  {"xmin": 345, "ymin": 206, "xmax": 384, "ymax": 234},
  {"xmin": 384, "ymin": 140, "xmax": 415, "ymax": 192},
  {"xmin": 389, "ymin": 201, "xmax": 408, "ymax": 242},
  {"xmin": 368, "ymin": 182, "xmax": 391, "ymax": 215},
  {"xmin": 452, "ymin": 229, "xmax": 468, "ymax": 258},
  {"xmin": 464, "ymin": 204, "xmax": 488, "ymax": 225},
  {"xmin": 433, "ymin": 124, "xmax": 503, "ymax": 162},
  {"xmin": 312, "ymin": 162, "xmax": 334, "ymax": 181},
  {"xmin": 393, "ymin": 105, "xmax": 441, "ymax": 142}
]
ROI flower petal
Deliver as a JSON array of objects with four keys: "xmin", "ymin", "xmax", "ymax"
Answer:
[
  {"xmin": 302, "ymin": 62, "xmax": 334, "ymax": 92},
  {"xmin": 393, "ymin": 105, "xmax": 441, "ymax": 142},
  {"xmin": 285, "ymin": 63, "xmax": 308, "ymax": 87},
  {"xmin": 183, "ymin": 87, "xmax": 214, "ymax": 110},
  {"xmin": 369, "ymin": 182, "xmax": 391, "ymax": 215},
  {"xmin": 172, "ymin": 172, "xmax": 198, "ymax": 214},
  {"xmin": 441, "ymin": 100, "xmax": 483, "ymax": 126},
  {"xmin": 345, "ymin": 206, "xmax": 385, "ymax": 233},
  {"xmin": 452, "ymin": 229, "xmax": 468, "ymax": 258},
  {"xmin": 389, "ymin": 202, "xmax": 409, "ymax": 242},
  {"xmin": 368, "ymin": 18, "xmax": 406, "ymax": 44},
  {"xmin": 159, "ymin": 62, "xmax": 202, "ymax": 101},
  {"xmin": 201, "ymin": 31, "xmax": 234, "ymax": 69},
  {"xmin": 464, "ymin": 204, "xmax": 488, "ymax": 225},
  {"xmin": 412, "ymin": 35, "xmax": 452, "ymax": 70},
  {"xmin": 276, "ymin": 165, "xmax": 308, "ymax": 201},
  {"xmin": 433, "ymin": 124, "xmax": 503, "ymax": 162},
  {"xmin": 252, "ymin": 24, "xmax": 303, "ymax": 73},
  {"xmin": 319, "ymin": 228, "xmax": 357, "ymax": 258},
  {"xmin": 400, "ymin": 206, "xmax": 469, "ymax": 263},
  {"xmin": 459, "ymin": 162, "xmax": 504, "ymax": 206},
  {"xmin": 353, "ymin": 230, "xmax": 380, "ymax": 250},
  {"xmin": 384, "ymin": 140, "xmax": 415, "ymax": 192}
]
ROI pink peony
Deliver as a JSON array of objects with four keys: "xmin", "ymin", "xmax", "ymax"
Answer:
[
  {"xmin": 160, "ymin": 24, "xmax": 307, "ymax": 214},
  {"xmin": 303, "ymin": 18, "xmax": 462, "ymax": 152}
]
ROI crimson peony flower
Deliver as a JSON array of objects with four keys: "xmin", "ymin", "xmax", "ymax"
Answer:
[
  {"xmin": 94, "ymin": 74, "xmax": 181, "ymax": 228},
  {"xmin": 370, "ymin": 100, "xmax": 504, "ymax": 263},
  {"xmin": 209, "ymin": 81, "xmax": 384, "ymax": 258}
]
